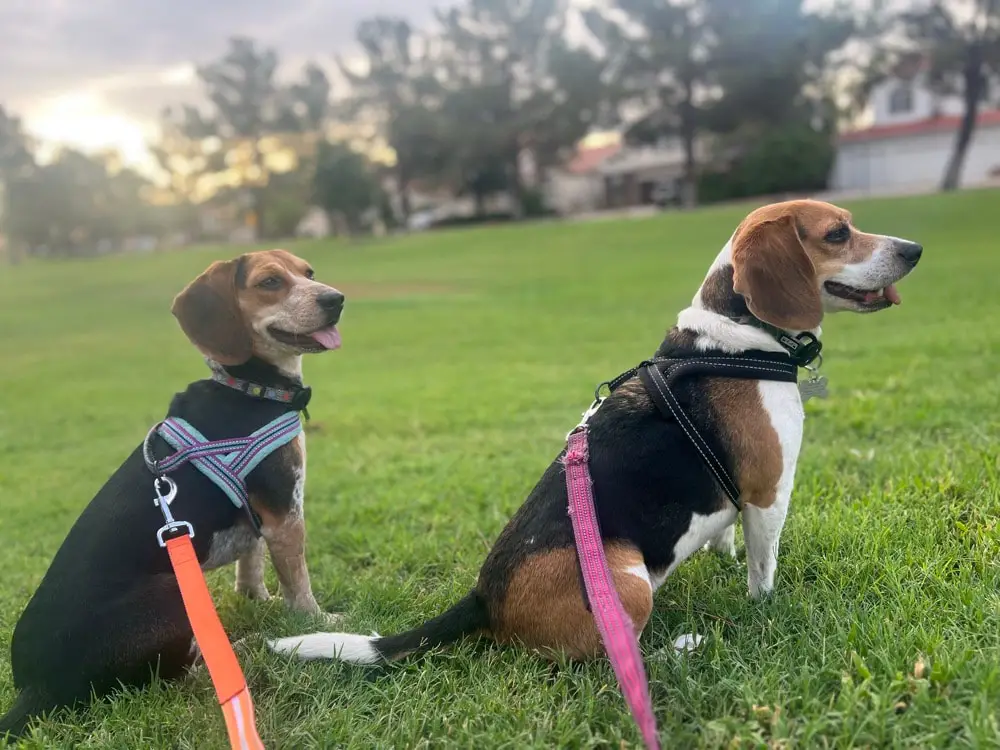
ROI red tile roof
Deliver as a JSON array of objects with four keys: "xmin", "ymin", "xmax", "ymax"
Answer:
[
  {"xmin": 840, "ymin": 110, "xmax": 1000, "ymax": 143},
  {"xmin": 564, "ymin": 143, "xmax": 622, "ymax": 174}
]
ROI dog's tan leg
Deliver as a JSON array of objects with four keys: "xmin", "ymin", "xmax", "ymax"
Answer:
[
  {"xmin": 261, "ymin": 512, "xmax": 341, "ymax": 623},
  {"xmin": 235, "ymin": 537, "xmax": 270, "ymax": 600}
]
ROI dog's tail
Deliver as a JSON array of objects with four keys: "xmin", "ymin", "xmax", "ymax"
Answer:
[
  {"xmin": 0, "ymin": 687, "xmax": 53, "ymax": 740},
  {"xmin": 267, "ymin": 589, "xmax": 490, "ymax": 664}
]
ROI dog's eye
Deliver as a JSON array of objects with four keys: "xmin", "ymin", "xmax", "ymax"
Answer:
[
  {"xmin": 257, "ymin": 276, "xmax": 283, "ymax": 290},
  {"xmin": 824, "ymin": 225, "xmax": 850, "ymax": 244},
  {"xmin": 305, "ymin": 268, "xmax": 315, "ymax": 280}
]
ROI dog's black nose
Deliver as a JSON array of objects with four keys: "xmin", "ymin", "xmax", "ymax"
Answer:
[
  {"xmin": 317, "ymin": 291, "xmax": 345, "ymax": 314},
  {"xmin": 895, "ymin": 240, "xmax": 923, "ymax": 266}
]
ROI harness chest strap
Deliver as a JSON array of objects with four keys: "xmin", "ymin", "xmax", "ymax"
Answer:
[
  {"xmin": 145, "ymin": 412, "xmax": 304, "ymax": 537},
  {"xmin": 635, "ymin": 355, "xmax": 799, "ymax": 509}
]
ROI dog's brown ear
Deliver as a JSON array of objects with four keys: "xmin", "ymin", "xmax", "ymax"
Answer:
[
  {"xmin": 171, "ymin": 257, "xmax": 253, "ymax": 365},
  {"xmin": 731, "ymin": 214, "xmax": 822, "ymax": 331}
]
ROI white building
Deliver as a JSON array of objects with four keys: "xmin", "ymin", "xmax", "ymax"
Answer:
[
  {"xmin": 831, "ymin": 58, "xmax": 1000, "ymax": 194},
  {"xmin": 544, "ymin": 137, "xmax": 712, "ymax": 215}
]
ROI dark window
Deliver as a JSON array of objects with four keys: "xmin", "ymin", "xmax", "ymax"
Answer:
[{"xmin": 889, "ymin": 85, "xmax": 914, "ymax": 114}]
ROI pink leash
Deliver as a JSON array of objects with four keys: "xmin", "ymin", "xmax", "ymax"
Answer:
[{"xmin": 564, "ymin": 427, "xmax": 661, "ymax": 750}]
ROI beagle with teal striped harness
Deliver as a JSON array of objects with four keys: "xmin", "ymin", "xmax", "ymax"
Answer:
[{"xmin": 1, "ymin": 249, "xmax": 344, "ymax": 739}]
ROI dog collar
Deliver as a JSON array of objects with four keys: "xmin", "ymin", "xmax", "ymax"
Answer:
[
  {"xmin": 740, "ymin": 319, "xmax": 822, "ymax": 368},
  {"xmin": 209, "ymin": 364, "xmax": 312, "ymax": 416}
]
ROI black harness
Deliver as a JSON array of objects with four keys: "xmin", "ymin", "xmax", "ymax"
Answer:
[{"xmin": 592, "ymin": 332, "xmax": 821, "ymax": 511}]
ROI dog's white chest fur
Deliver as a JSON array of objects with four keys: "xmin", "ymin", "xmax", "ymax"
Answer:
[
  {"xmin": 758, "ymin": 379, "xmax": 804, "ymax": 500},
  {"xmin": 636, "ymin": 379, "xmax": 804, "ymax": 593}
]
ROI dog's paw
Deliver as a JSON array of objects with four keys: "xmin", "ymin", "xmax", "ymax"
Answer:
[
  {"xmin": 236, "ymin": 582, "xmax": 272, "ymax": 601},
  {"xmin": 705, "ymin": 525, "xmax": 737, "ymax": 559},
  {"xmin": 706, "ymin": 541, "xmax": 737, "ymax": 558}
]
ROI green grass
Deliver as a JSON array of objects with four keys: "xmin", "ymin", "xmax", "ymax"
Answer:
[{"xmin": 2, "ymin": 190, "xmax": 999, "ymax": 749}]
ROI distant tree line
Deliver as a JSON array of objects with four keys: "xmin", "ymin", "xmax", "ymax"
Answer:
[{"xmin": 1, "ymin": 0, "xmax": 998, "ymax": 259}]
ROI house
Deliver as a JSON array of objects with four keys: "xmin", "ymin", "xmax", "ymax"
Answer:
[
  {"xmin": 544, "ymin": 136, "xmax": 712, "ymax": 215},
  {"xmin": 544, "ymin": 142, "xmax": 622, "ymax": 215},
  {"xmin": 599, "ymin": 139, "xmax": 711, "ymax": 208},
  {"xmin": 295, "ymin": 206, "xmax": 330, "ymax": 238},
  {"xmin": 831, "ymin": 56, "xmax": 1000, "ymax": 193}
]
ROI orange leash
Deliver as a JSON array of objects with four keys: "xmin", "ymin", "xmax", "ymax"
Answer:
[{"xmin": 155, "ymin": 477, "xmax": 265, "ymax": 750}]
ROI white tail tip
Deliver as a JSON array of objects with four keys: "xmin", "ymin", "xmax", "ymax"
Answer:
[{"xmin": 266, "ymin": 632, "xmax": 381, "ymax": 664}]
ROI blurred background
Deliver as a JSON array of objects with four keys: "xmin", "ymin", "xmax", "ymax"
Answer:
[{"xmin": 0, "ymin": 0, "xmax": 998, "ymax": 261}]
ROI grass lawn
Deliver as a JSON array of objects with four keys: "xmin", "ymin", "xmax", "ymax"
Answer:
[{"xmin": 1, "ymin": 190, "xmax": 999, "ymax": 749}]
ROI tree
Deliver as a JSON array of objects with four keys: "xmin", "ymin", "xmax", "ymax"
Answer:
[
  {"xmin": 0, "ymin": 105, "xmax": 36, "ymax": 262},
  {"xmin": 174, "ymin": 38, "xmax": 333, "ymax": 237},
  {"xmin": 312, "ymin": 141, "xmax": 382, "ymax": 234},
  {"xmin": 891, "ymin": 0, "xmax": 1000, "ymax": 190},
  {"xmin": 0, "ymin": 106, "xmax": 33, "ymax": 181},
  {"xmin": 586, "ymin": 0, "xmax": 715, "ymax": 207},
  {"xmin": 703, "ymin": 0, "xmax": 855, "ymax": 133},
  {"xmin": 435, "ymin": 0, "xmax": 600, "ymax": 213},
  {"xmin": 339, "ymin": 17, "xmax": 449, "ymax": 219}
]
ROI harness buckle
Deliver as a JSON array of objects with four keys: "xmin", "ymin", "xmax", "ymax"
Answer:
[
  {"xmin": 153, "ymin": 476, "xmax": 195, "ymax": 548},
  {"xmin": 777, "ymin": 331, "xmax": 822, "ymax": 368}
]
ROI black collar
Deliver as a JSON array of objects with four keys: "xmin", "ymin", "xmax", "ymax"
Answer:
[
  {"xmin": 208, "ymin": 359, "xmax": 313, "ymax": 416},
  {"xmin": 737, "ymin": 318, "xmax": 822, "ymax": 369}
]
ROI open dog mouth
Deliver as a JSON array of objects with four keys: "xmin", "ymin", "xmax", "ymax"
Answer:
[
  {"xmin": 823, "ymin": 280, "xmax": 901, "ymax": 310},
  {"xmin": 268, "ymin": 324, "xmax": 341, "ymax": 352}
]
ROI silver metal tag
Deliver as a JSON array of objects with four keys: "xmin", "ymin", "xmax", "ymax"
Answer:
[{"xmin": 799, "ymin": 375, "xmax": 829, "ymax": 403}]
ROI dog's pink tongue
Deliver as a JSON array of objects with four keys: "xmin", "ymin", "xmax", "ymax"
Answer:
[
  {"xmin": 885, "ymin": 284, "xmax": 901, "ymax": 305},
  {"xmin": 311, "ymin": 325, "xmax": 341, "ymax": 350}
]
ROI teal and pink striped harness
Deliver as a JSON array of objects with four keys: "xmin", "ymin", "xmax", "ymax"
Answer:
[{"xmin": 144, "ymin": 412, "xmax": 303, "ymax": 533}]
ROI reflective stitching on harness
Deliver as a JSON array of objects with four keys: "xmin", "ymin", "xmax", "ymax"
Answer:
[
  {"xmin": 644, "ymin": 366, "xmax": 738, "ymax": 502},
  {"xmin": 637, "ymin": 357, "xmax": 799, "ymax": 510},
  {"xmin": 153, "ymin": 412, "xmax": 302, "ymax": 510}
]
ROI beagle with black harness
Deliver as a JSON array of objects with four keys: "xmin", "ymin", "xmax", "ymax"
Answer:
[
  {"xmin": 1, "ymin": 249, "xmax": 343, "ymax": 738},
  {"xmin": 270, "ymin": 199, "xmax": 922, "ymax": 664}
]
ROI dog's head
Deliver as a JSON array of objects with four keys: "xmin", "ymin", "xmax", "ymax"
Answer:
[
  {"xmin": 729, "ymin": 199, "xmax": 922, "ymax": 331},
  {"xmin": 172, "ymin": 249, "xmax": 345, "ymax": 366}
]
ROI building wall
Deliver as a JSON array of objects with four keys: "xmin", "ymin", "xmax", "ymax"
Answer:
[
  {"xmin": 831, "ymin": 126, "xmax": 1000, "ymax": 193},
  {"xmin": 868, "ymin": 73, "xmax": 1000, "ymax": 127},
  {"xmin": 544, "ymin": 170, "xmax": 605, "ymax": 214}
]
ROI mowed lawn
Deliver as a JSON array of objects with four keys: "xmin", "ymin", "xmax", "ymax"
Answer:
[{"xmin": 2, "ymin": 190, "xmax": 999, "ymax": 749}]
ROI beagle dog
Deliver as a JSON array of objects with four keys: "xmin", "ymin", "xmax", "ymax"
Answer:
[
  {"xmin": 269, "ymin": 200, "xmax": 922, "ymax": 665},
  {"xmin": 1, "ymin": 249, "xmax": 342, "ymax": 738}
]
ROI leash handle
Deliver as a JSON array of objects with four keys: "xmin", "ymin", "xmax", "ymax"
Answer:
[{"xmin": 564, "ymin": 430, "xmax": 661, "ymax": 750}]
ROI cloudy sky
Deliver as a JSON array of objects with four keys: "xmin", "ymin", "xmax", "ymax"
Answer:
[
  {"xmin": 1, "ymin": 0, "xmax": 853, "ymax": 171},
  {"xmin": 0, "ymin": 0, "xmax": 441, "ymax": 169}
]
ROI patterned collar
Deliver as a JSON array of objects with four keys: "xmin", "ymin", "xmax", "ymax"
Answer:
[{"xmin": 209, "ymin": 363, "xmax": 312, "ymax": 417}]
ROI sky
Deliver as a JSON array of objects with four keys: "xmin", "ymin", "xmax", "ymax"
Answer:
[
  {"xmin": 1, "ymin": 0, "xmax": 859, "ymax": 173},
  {"xmin": 0, "ymin": 0, "xmax": 440, "ymax": 171}
]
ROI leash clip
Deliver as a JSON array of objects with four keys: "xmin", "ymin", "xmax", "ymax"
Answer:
[
  {"xmin": 153, "ymin": 476, "xmax": 195, "ymax": 547},
  {"xmin": 567, "ymin": 398, "xmax": 604, "ymax": 440}
]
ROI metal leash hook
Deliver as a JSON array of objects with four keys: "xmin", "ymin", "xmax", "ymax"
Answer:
[
  {"xmin": 153, "ymin": 476, "xmax": 195, "ymax": 547},
  {"xmin": 567, "ymin": 397, "xmax": 604, "ymax": 440}
]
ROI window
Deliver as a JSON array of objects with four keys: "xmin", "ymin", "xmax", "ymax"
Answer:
[{"xmin": 888, "ymin": 84, "xmax": 914, "ymax": 114}]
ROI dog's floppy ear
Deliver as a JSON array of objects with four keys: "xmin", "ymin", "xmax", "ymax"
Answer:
[
  {"xmin": 731, "ymin": 213, "xmax": 822, "ymax": 331},
  {"xmin": 171, "ymin": 257, "xmax": 253, "ymax": 365}
]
